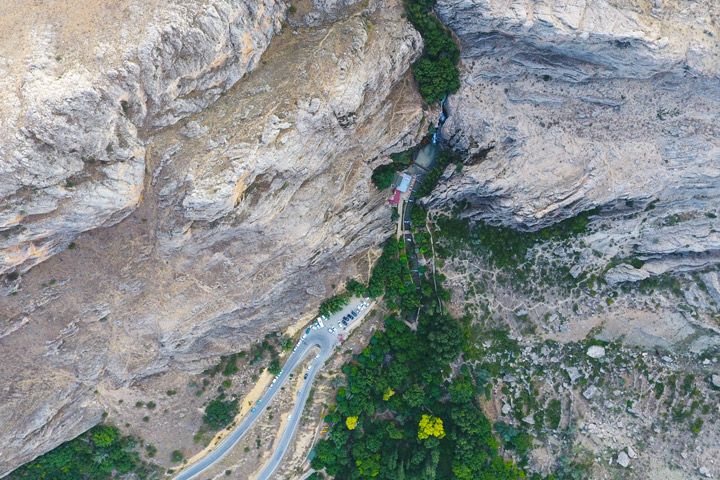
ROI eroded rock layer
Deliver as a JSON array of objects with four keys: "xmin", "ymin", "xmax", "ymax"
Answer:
[{"xmin": 0, "ymin": 0, "xmax": 286, "ymax": 275}]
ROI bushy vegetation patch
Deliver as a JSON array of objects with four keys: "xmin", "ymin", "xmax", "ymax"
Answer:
[
  {"xmin": 346, "ymin": 278, "xmax": 368, "ymax": 297},
  {"xmin": 636, "ymin": 273, "xmax": 683, "ymax": 297},
  {"xmin": 203, "ymin": 395, "xmax": 238, "ymax": 430},
  {"xmin": 371, "ymin": 145, "xmax": 419, "ymax": 190},
  {"xmin": 9, "ymin": 425, "xmax": 158, "ymax": 480},
  {"xmin": 268, "ymin": 357, "xmax": 282, "ymax": 376},
  {"xmin": 436, "ymin": 208, "xmax": 599, "ymax": 270},
  {"xmin": 414, "ymin": 148, "xmax": 459, "ymax": 199},
  {"xmin": 319, "ymin": 292, "xmax": 351, "ymax": 317},
  {"xmin": 371, "ymin": 164, "xmax": 398, "ymax": 190},
  {"xmin": 405, "ymin": 0, "xmax": 460, "ymax": 103},
  {"xmin": 170, "ymin": 450, "xmax": 184, "ymax": 463}
]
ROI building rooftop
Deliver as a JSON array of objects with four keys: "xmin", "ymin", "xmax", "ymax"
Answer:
[
  {"xmin": 388, "ymin": 189, "xmax": 401, "ymax": 206},
  {"xmin": 396, "ymin": 173, "xmax": 412, "ymax": 193}
]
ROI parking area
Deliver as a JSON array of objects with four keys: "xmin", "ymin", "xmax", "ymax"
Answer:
[
  {"xmin": 297, "ymin": 297, "xmax": 372, "ymax": 346},
  {"xmin": 325, "ymin": 298, "xmax": 371, "ymax": 341}
]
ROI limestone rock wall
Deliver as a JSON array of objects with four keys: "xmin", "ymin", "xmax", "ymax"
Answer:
[
  {"xmin": 0, "ymin": 0, "xmax": 425, "ymax": 474},
  {"xmin": 0, "ymin": 0, "xmax": 286, "ymax": 276},
  {"xmin": 428, "ymin": 0, "xmax": 720, "ymax": 278}
]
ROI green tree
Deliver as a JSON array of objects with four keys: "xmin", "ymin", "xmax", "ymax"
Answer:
[
  {"xmin": 418, "ymin": 414, "xmax": 446, "ymax": 439},
  {"xmin": 403, "ymin": 384, "xmax": 426, "ymax": 408},
  {"xmin": 171, "ymin": 450, "xmax": 184, "ymax": 463},
  {"xmin": 203, "ymin": 396, "xmax": 238, "ymax": 430},
  {"xmin": 371, "ymin": 164, "xmax": 397, "ymax": 190},
  {"xmin": 268, "ymin": 357, "xmax": 281, "ymax": 376},
  {"xmin": 319, "ymin": 293, "xmax": 351, "ymax": 317},
  {"xmin": 346, "ymin": 278, "xmax": 367, "ymax": 297},
  {"xmin": 90, "ymin": 425, "xmax": 118, "ymax": 448},
  {"xmin": 449, "ymin": 374, "xmax": 475, "ymax": 404}
]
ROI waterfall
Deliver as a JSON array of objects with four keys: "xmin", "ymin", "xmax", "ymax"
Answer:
[{"xmin": 431, "ymin": 97, "xmax": 448, "ymax": 145}]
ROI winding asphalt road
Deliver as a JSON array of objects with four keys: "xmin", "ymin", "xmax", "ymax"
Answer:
[{"xmin": 174, "ymin": 299, "xmax": 371, "ymax": 480}]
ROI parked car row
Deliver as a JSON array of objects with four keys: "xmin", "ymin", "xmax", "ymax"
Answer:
[{"xmin": 339, "ymin": 299, "xmax": 370, "ymax": 329}]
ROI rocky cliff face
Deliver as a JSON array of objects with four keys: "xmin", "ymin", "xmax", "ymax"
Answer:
[
  {"xmin": 6, "ymin": 0, "xmax": 718, "ymax": 475},
  {"xmin": 0, "ymin": 0, "xmax": 425, "ymax": 474},
  {"xmin": 429, "ymin": 0, "xmax": 720, "ymax": 281},
  {"xmin": 0, "ymin": 0, "xmax": 286, "ymax": 276}
]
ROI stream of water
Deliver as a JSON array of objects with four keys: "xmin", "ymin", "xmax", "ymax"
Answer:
[{"xmin": 414, "ymin": 99, "xmax": 448, "ymax": 171}]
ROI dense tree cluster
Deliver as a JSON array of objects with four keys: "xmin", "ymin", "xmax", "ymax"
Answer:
[
  {"xmin": 406, "ymin": 0, "xmax": 460, "ymax": 103},
  {"xmin": 203, "ymin": 395, "xmax": 238, "ymax": 430},
  {"xmin": 311, "ymin": 308, "xmax": 525, "ymax": 479},
  {"xmin": 414, "ymin": 148, "xmax": 459, "ymax": 199},
  {"xmin": 312, "ymin": 236, "xmax": 525, "ymax": 479},
  {"xmin": 371, "ymin": 164, "xmax": 397, "ymax": 190},
  {"xmin": 346, "ymin": 278, "xmax": 368, "ymax": 297},
  {"xmin": 319, "ymin": 292, "xmax": 351, "ymax": 317},
  {"xmin": 370, "ymin": 146, "xmax": 417, "ymax": 190},
  {"xmin": 9, "ymin": 425, "xmax": 157, "ymax": 480},
  {"xmin": 366, "ymin": 238, "xmax": 419, "ymax": 311}
]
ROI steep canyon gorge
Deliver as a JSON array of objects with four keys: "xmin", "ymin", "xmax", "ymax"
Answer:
[{"xmin": 1, "ymin": 0, "xmax": 719, "ymax": 478}]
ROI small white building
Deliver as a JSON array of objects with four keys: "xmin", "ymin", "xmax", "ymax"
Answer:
[{"xmin": 396, "ymin": 173, "xmax": 412, "ymax": 193}]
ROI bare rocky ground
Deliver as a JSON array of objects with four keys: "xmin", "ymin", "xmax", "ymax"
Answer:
[
  {"xmin": 438, "ymin": 213, "xmax": 720, "ymax": 351},
  {"xmin": 435, "ymin": 215, "xmax": 720, "ymax": 479},
  {"xmin": 428, "ymin": 0, "xmax": 720, "ymax": 283}
]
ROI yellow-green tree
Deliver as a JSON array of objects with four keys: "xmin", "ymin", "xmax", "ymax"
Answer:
[
  {"xmin": 418, "ymin": 414, "xmax": 445, "ymax": 439},
  {"xmin": 383, "ymin": 387, "xmax": 395, "ymax": 401},
  {"xmin": 346, "ymin": 416, "xmax": 358, "ymax": 430}
]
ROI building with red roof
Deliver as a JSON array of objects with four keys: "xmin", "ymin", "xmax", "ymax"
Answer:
[{"xmin": 388, "ymin": 189, "xmax": 401, "ymax": 206}]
